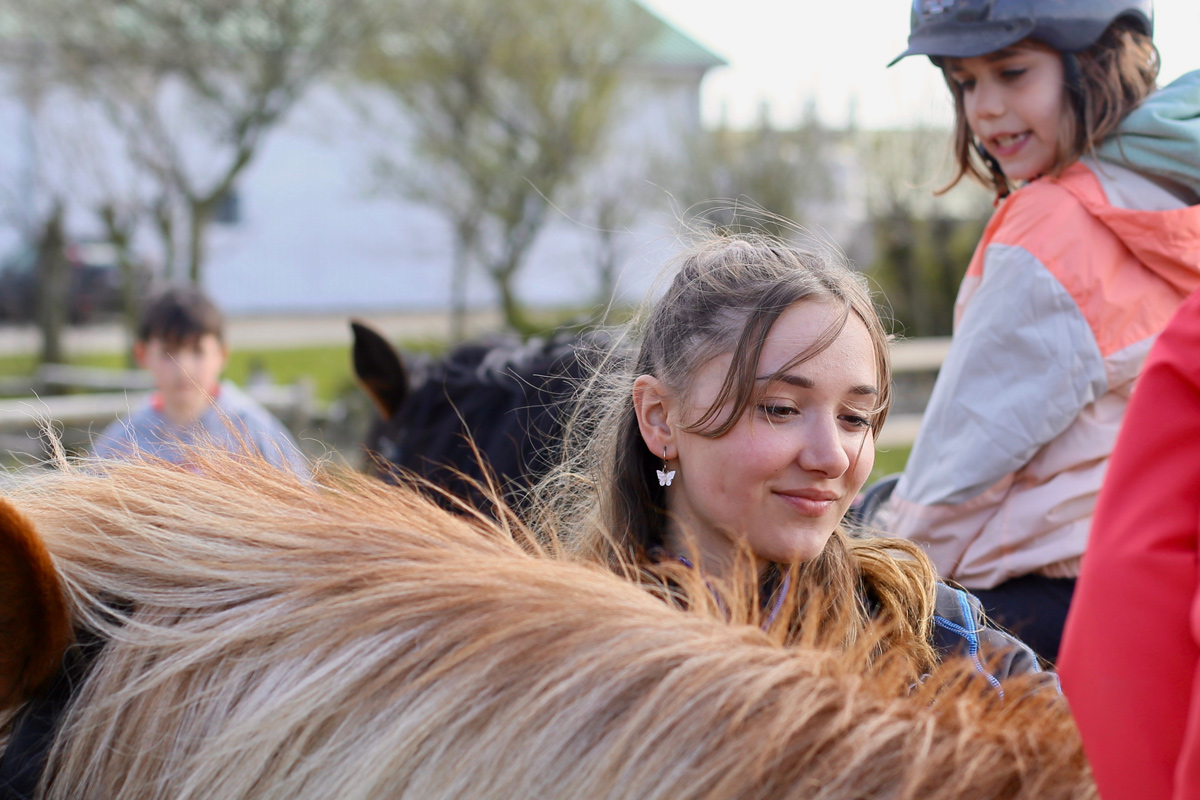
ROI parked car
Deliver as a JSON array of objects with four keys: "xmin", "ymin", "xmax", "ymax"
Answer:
[{"xmin": 0, "ymin": 240, "xmax": 151, "ymax": 324}]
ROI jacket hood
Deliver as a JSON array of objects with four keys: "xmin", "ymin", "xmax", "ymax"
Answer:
[
  {"xmin": 1097, "ymin": 70, "xmax": 1200, "ymax": 198},
  {"xmin": 1058, "ymin": 160, "xmax": 1200, "ymax": 298}
]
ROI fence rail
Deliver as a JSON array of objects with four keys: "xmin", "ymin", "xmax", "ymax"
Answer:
[
  {"xmin": 0, "ymin": 383, "xmax": 316, "ymax": 431},
  {"xmin": 876, "ymin": 337, "xmax": 950, "ymax": 448},
  {"xmin": 0, "ymin": 372, "xmax": 318, "ymax": 460},
  {"xmin": 0, "ymin": 337, "xmax": 951, "ymax": 456}
]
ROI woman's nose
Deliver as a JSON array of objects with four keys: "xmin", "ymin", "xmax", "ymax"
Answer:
[{"xmin": 798, "ymin": 417, "xmax": 850, "ymax": 478}]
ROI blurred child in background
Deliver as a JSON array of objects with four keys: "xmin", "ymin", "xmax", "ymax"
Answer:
[{"xmin": 93, "ymin": 286, "xmax": 308, "ymax": 477}]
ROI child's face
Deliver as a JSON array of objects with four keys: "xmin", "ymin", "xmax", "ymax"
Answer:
[
  {"xmin": 135, "ymin": 333, "xmax": 229, "ymax": 421},
  {"xmin": 947, "ymin": 42, "xmax": 1067, "ymax": 183}
]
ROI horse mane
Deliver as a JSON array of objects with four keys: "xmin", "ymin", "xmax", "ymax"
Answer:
[
  {"xmin": 360, "ymin": 327, "xmax": 613, "ymax": 515},
  {"xmin": 3, "ymin": 451, "xmax": 1094, "ymax": 799}
]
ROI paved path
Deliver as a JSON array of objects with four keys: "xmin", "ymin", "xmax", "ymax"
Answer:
[
  {"xmin": 1, "ymin": 316, "xmax": 950, "ymax": 362},
  {"xmin": 0, "ymin": 310, "xmax": 505, "ymax": 357}
]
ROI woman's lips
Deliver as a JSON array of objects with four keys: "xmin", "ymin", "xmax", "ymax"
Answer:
[{"xmin": 776, "ymin": 490, "xmax": 838, "ymax": 517}]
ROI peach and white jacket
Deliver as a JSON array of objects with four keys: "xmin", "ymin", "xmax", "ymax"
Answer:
[{"xmin": 878, "ymin": 78, "xmax": 1200, "ymax": 588}]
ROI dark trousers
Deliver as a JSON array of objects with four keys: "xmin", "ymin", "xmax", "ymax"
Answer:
[{"xmin": 970, "ymin": 575, "xmax": 1076, "ymax": 665}]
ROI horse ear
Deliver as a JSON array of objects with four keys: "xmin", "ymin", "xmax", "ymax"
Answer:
[
  {"xmin": 351, "ymin": 320, "xmax": 410, "ymax": 418},
  {"xmin": 0, "ymin": 498, "xmax": 71, "ymax": 709}
]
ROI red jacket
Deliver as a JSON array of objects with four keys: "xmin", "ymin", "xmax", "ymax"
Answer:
[{"xmin": 1059, "ymin": 289, "xmax": 1200, "ymax": 800}]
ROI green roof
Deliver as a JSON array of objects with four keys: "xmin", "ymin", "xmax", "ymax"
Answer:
[{"xmin": 633, "ymin": 2, "xmax": 727, "ymax": 69}]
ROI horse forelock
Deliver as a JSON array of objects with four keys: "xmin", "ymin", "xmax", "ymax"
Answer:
[
  {"xmin": 365, "ymin": 332, "xmax": 607, "ymax": 507},
  {"xmin": 3, "ymin": 451, "xmax": 1094, "ymax": 800}
]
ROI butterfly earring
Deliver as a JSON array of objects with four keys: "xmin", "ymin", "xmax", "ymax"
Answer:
[{"xmin": 656, "ymin": 448, "xmax": 676, "ymax": 487}]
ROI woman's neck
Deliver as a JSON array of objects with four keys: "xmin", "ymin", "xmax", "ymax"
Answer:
[{"xmin": 662, "ymin": 525, "xmax": 767, "ymax": 581}]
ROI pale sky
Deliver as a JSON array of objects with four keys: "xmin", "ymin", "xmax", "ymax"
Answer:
[{"xmin": 639, "ymin": 0, "xmax": 1200, "ymax": 129}]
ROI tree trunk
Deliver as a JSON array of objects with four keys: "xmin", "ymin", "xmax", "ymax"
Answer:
[
  {"xmin": 593, "ymin": 207, "xmax": 618, "ymax": 323},
  {"xmin": 493, "ymin": 266, "xmax": 534, "ymax": 337},
  {"xmin": 100, "ymin": 205, "xmax": 142, "ymax": 367},
  {"xmin": 35, "ymin": 204, "xmax": 69, "ymax": 365},
  {"xmin": 154, "ymin": 195, "xmax": 177, "ymax": 283},
  {"xmin": 489, "ymin": 207, "xmax": 545, "ymax": 337},
  {"xmin": 186, "ymin": 198, "xmax": 214, "ymax": 285},
  {"xmin": 883, "ymin": 209, "xmax": 917, "ymax": 336},
  {"xmin": 450, "ymin": 222, "xmax": 477, "ymax": 343}
]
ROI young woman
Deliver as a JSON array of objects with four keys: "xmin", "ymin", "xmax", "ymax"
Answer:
[
  {"xmin": 881, "ymin": 0, "xmax": 1200, "ymax": 661},
  {"xmin": 538, "ymin": 236, "xmax": 1043, "ymax": 683}
]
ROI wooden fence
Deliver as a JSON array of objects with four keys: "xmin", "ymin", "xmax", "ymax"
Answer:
[
  {"xmin": 877, "ymin": 336, "xmax": 951, "ymax": 448},
  {"xmin": 0, "ymin": 365, "xmax": 318, "ymax": 459},
  {"xmin": 0, "ymin": 338, "xmax": 951, "ymax": 459}
]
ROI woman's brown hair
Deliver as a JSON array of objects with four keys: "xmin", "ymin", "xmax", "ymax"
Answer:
[
  {"xmin": 536, "ymin": 234, "xmax": 939, "ymax": 674},
  {"xmin": 942, "ymin": 19, "xmax": 1159, "ymax": 197}
]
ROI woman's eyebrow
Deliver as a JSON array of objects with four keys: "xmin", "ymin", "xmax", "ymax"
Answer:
[
  {"xmin": 757, "ymin": 373, "xmax": 814, "ymax": 388},
  {"xmin": 757, "ymin": 373, "xmax": 878, "ymax": 396}
]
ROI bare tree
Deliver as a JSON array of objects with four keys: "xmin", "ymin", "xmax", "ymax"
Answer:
[
  {"xmin": 14, "ymin": 0, "xmax": 376, "ymax": 284},
  {"xmin": 35, "ymin": 95, "xmax": 162, "ymax": 360},
  {"xmin": 558, "ymin": 126, "xmax": 661, "ymax": 323},
  {"xmin": 34, "ymin": 203, "xmax": 69, "ymax": 364},
  {"xmin": 359, "ymin": 0, "xmax": 650, "ymax": 337},
  {"xmin": 858, "ymin": 128, "xmax": 991, "ymax": 337},
  {"xmin": 661, "ymin": 105, "xmax": 834, "ymax": 240},
  {"xmin": 0, "ymin": 35, "xmax": 78, "ymax": 364}
]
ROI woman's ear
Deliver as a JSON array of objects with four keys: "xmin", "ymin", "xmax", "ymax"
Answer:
[{"xmin": 632, "ymin": 375, "xmax": 677, "ymax": 460}]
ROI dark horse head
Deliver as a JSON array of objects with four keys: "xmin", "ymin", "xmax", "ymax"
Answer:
[{"xmin": 351, "ymin": 321, "xmax": 601, "ymax": 514}]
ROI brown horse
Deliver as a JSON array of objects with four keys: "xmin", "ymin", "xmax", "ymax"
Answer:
[{"xmin": 0, "ymin": 452, "xmax": 1094, "ymax": 800}]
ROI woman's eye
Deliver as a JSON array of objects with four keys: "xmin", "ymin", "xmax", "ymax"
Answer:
[
  {"xmin": 954, "ymin": 77, "xmax": 976, "ymax": 92},
  {"xmin": 840, "ymin": 414, "xmax": 872, "ymax": 429},
  {"xmin": 759, "ymin": 403, "xmax": 798, "ymax": 419},
  {"xmin": 1000, "ymin": 68, "xmax": 1026, "ymax": 80}
]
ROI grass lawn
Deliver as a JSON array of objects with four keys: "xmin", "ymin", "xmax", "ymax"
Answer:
[
  {"xmin": 0, "ymin": 353, "xmax": 39, "ymax": 377},
  {"xmin": 0, "ymin": 345, "xmax": 364, "ymax": 403},
  {"xmin": 224, "ymin": 347, "xmax": 359, "ymax": 402},
  {"xmin": 871, "ymin": 443, "xmax": 911, "ymax": 482}
]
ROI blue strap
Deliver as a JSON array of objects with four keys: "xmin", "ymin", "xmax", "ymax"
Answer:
[{"xmin": 933, "ymin": 588, "xmax": 1004, "ymax": 697}]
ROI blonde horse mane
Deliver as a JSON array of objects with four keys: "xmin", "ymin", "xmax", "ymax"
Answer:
[{"xmin": 0, "ymin": 451, "xmax": 1094, "ymax": 799}]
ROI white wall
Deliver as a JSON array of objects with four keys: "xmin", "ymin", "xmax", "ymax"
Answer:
[
  {"xmin": 0, "ymin": 60, "xmax": 717, "ymax": 316},
  {"xmin": 203, "ymin": 69, "xmax": 707, "ymax": 315}
]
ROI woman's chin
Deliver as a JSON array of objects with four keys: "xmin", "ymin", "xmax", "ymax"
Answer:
[{"xmin": 757, "ymin": 531, "xmax": 833, "ymax": 566}]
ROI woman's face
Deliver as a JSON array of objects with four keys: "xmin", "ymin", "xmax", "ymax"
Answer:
[{"xmin": 642, "ymin": 299, "xmax": 878, "ymax": 575}]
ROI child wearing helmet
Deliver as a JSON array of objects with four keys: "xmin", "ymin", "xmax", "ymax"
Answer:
[{"xmin": 880, "ymin": 0, "xmax": 1200, "ymax": 664}]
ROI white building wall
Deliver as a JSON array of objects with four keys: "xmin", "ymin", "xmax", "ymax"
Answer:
[
  {"xmin": 0, "ymin": 56, "xmax": 707, "ymax": 316},
  {"xmin": 203, "ymin": 69, "xmax": 706, "ymax": 315}
]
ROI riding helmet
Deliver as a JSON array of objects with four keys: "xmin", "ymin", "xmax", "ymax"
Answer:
[{"xmin": 889, "ymin": 0, "xmax": 1154, "ymax": 65}]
